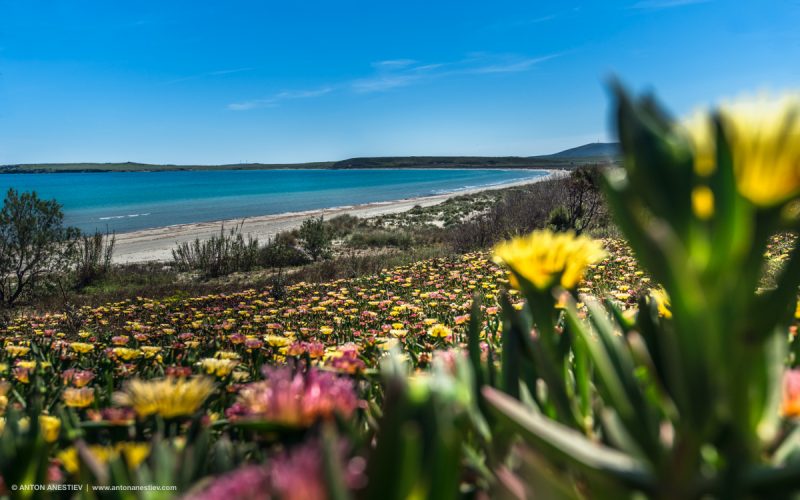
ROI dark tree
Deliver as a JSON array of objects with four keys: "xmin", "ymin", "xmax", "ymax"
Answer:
[
  {"xmin": 549, "ymin": 165, "xmax": 606, "ymax": 234},
  {"xmin": 0, "ymin": 189, "xmax": 79, "ymax": 307}
]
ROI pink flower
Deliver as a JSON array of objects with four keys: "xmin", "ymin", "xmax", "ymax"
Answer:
[
  {"xmin": 245, "ymin": 338, "xmax": 264, "ymax": 350},
  {"xmin": 782, "ymin": 369, "xmax": 800, "ymax": 417},
  {"xmin": 226, "ymin": 367, "xmax": 359, "ymax": 427},
  {"xmin": 187, "ymin": 465, "xmax": 271, "ymax": 500},
  {"xmin": 189, "ymin": 439, "xmax": 365, "ymax": 500},
  {"xmin": 62, "ymin": 369, "xmax": 95, "ymax": 388}
]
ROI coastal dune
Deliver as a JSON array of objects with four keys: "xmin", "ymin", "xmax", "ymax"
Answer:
[{"xmin": 113, "ymin": 170, "xmax": 563, "ymax": 264}]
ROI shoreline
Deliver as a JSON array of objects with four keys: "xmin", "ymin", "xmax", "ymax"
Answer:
[{"xmin": 112, "ymin": 169, "xmax": 564, "ymax": 264}]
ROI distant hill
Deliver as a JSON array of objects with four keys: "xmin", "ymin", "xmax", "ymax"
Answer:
[
  {"xmin": 0, "ymin": 143, "xmax": 619, "ymax": 173},
  {"xmin": 329, "ymin": 156, "xmax": 580, "ymax": 170},
  {"xmin": 546, "ymin": 142, "xmax": 620, "ymax": 158}
]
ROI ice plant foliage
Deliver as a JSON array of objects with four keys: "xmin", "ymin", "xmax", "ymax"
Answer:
[{"xmin": 3, "ymin": 84, "xmax": 800, "ymax": 497}]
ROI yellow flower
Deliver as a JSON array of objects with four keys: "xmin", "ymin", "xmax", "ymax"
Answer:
[
  {"xmin": 320, "ymin": 326, "xmax": 334, "ymax": 336},
  {"xmin": 63, "ymin": 387, "xmax": 95, "ymax": 408},
  {"xmin": 651, "ymin": 289, "xmax": 673, "ymax": 319},
  {"xmin": 376, "ymin": 338, "xmax": 399, "ymax": 351},
  {"xmin": 16, "ymin": 360, "xmax": 43, "ymax": 370},
  {"xmin": 57, "ymin": 442, "xmax": 150, "ymax": 475},
  {"xmin": 10, "ymin": 415, "xmax": 61, "ymax": 443},
  {"xmin": 683, "ymin": 94, "xmax": 800, "ymax": 206},
  {"xmin": 493, "ymin": 230, "xmax": 606, "ymax": 291},
  {"xmin": 427, "ymin": 324, "xmax": 452, "ymax": 338},
  {"xmin": 0, "ymin": 381, "xmax": 8, "ymax": 412},
  {"xmin": 113, "ymin": 376, "xmax": 215, "ymax": 419},
  {"xmin": 197, "ymin": 358, "xmax": 238, "ymax": 377},
  {"xmin": 692, "ymin": 186, "xmax": 715, "ymax": 220},
  {"xmin": 113, "ymin": 347, "xmax": 141, "ymax": 361},
  {"xmin": 118, "ymin": 442, "xmax": 151, "ymax": 469},
  {"xmin": 264, "ymin": 335, "xmax": 292, "ymax": 347},
  {"xmin": 683, "ymin": 110, "xmax": 716, "ymax": 177},
  {"xmin": 70, "ymin": 342, "xmax": 95, "ymax": 354},
  {"xmin": 5, "ymin": 345, "xmax": 30, "ymax": 357},
  {"xmin": 214, "ymin": 351, "xmax": 241, "ymax": 360},
  {"xmin": 140, "ymin": 346, "xmax": 162, "ymax": 358},
  {"xmin": 39, "ymin": 415, "xmax": 61, "ymax": 443}
]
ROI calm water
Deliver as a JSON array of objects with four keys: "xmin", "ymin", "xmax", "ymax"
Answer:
[{"xmin": 0, "ymin": 169, "xmax": 547, "ymax": 234}]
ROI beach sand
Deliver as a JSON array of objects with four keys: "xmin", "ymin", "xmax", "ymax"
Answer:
[{"xmin": 113, "ymin": 169, "xmax": 564, "ymax": 263}]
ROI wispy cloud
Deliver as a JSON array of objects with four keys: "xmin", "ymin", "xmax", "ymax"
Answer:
[
  {"xmin": 632, "ymin": 0, "xmax": 711, "ymax": 9},
  {"xmin": 352, "ymin": 53, "xmax": 559, "ymax": 93},
  {"xmin": 469, "ymin": 54, "xmax": 561, "ymax": 74},
  {"xmin": 208, "ymin": 67, "xmax": 253, "ymax": 76},
  {"xmin": 227, "ymin": 87, "xmax": 334, "ymax": 111},
  {"xmin": 371, "ymin": 59, "xmax": 417, "ymax": 69},
  {"xmin": 482, "ymin": 8, "xmax": 582, "ymax": 31},
  {"xmin": 227, "ymin": 52, "xmax": 560, "ymax": 109},
  {"xmin": 351, "ymin": 74, "xmax": 423, "ymax": 93},
  {"xmin": 163, "ymin": 67, "xmax": 254, "ymax": 85}
]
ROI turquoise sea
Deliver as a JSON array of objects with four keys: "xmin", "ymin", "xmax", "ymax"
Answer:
[{"xmin": 0, "ymin": 169, "xmax": 547, "ymax": 234}]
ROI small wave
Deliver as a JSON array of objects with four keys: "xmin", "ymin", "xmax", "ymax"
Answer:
[{"xmin": 99, "ymin": 213, "xmax": 151, "ymax": 221}]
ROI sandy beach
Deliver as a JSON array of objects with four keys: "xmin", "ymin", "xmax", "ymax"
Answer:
[{"xmin": 112, "ymin": 169, "xmax": 564, "ymax": 263}]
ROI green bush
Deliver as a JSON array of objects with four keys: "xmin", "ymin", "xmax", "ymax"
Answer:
[
  {"xmin": 259, "ymin": 237, "xmax": 310, "ymax": 268},
  {"xmin": 298, "ymin": 216, "xmax": 332, "ymax": 261},
  {"xmin": 73, "ymin": 230, "xmax": 116, "ymax": 289},
  {"xmin": 348, "ymin": 229, "xmax": 413, "ymax": 249},
  {"xmin": 171, "ymin": 222, "xmax": 260, "ymax": 278}
]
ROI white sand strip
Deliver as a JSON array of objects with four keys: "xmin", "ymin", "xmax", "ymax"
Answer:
[{"xmin": 112, "ymin": 170, "xmax": 564, "ymax": 264}]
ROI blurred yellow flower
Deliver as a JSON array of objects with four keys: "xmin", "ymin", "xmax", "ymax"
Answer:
[
  {"xmin": 651, "ymin": 289, "xmax": 673, "ymax": 319},
  {"xmin": 683, "ymin": 94, "xmax": 800, "ymax": 206},
  {"xmin": 692, "ymin": 186, "xmax": 715, "ymax": 220},
  {"xmin": 683, "ymin": 110, "xmax": 716, "ymax": 177},
  {"xmin": 113, "ymin": 376, "xmax": 215, "ymax": 419},
  {"xmin": 11, "ymin": 415, "xmax": 61, "ymax": 443},
  {"xmin": 0, "ymin": 381, "xmax": 8, "ymax": 412},
  {"xmin": 58, "ymin": 442, "xmax": 150, "ymax": 474},
  {"xmin": 493, "ymin": 230, "xmax": 606, "ymax": 291},
  {"xmin": 39, "ymin": 415, "xmax": 61, "ymax": 442}
]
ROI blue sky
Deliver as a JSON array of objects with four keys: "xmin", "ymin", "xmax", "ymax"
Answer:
[{"xmin": 1, "ymin": 0, "xmax": 798, "ymax": 164}]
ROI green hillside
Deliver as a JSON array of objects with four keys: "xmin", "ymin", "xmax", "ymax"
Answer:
[{"xmin": 0, "ymin": 144, "xmax": 620, "ymax": 173}]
